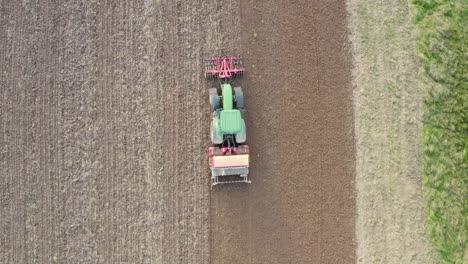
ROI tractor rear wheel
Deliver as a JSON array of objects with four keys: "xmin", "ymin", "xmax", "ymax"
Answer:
[
  {"xmin": 209, "ymin": 88, "xmax": 220, "ymax": 109},
  {"xmin": 211, "ymin": 119, "xmax": 223, "ymax": 145},
  {"xmin": 234, "ymin": 86, "xmax": 244, "ymax": 109}
]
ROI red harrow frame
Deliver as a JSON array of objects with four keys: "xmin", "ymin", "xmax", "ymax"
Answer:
[{"xmin": 204, "ymin": 57, "xmax": 245, "ymax": 79}]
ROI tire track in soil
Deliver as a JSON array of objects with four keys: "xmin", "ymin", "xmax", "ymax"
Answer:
[
  {"xmin": 210, "ymin": 1, "xmax": 356, "ymax": 263},
  {"xmin": 36, "ymin": 2, "xmax": 52, "ymax": 263},
  {"xmin": 96, "ymin": 1, "xmax": 113, "ymax": 262}
]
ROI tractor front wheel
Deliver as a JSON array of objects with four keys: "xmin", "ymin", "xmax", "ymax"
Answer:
[
  {"xmin": 209, "ymin": 88, "xmax": 220, "ymax": 109},
  {"xmin": 234, "ymin": 86, "xmax": 244, "ymax": 109}
]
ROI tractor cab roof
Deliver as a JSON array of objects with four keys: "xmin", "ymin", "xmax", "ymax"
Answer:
[{"xmin": 220, "ymin": 109, "xmax": 242, "ymax": 134}]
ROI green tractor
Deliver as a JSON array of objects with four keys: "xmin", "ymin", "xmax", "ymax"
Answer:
[
  {"xmin": 209, "ymin": 84, "xmax": 246, "ymax": 146},
  {"xmin": 205, "ymin": 57, "xmax": 250, "ymax": 186}
]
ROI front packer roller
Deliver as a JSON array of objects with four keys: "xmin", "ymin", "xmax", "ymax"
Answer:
[{"xmin": 205, "ymin": 57, "xmax": 250, "ymax": 186}]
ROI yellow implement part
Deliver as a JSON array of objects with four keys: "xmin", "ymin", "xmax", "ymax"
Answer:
[{"xmin": 212, "ymin": 154, "xmax": 249, "ymax": 168}]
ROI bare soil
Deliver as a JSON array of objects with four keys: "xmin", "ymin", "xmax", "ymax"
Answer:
[
  {"xmin": 348, "ymin": 0, "xmax": 439, "ymax": 262},
  {"xmin": 0, "ymin": 0, "xmax": 355, "ymax": 263},
  {"xmin": 210, "ymin": 0, "xmax": 356, "ymax": 263}
]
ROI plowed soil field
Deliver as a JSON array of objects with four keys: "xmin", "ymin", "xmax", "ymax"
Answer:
[{"xmin": 0, "ymin": 0, "xmax": 355, "ymax": 263}]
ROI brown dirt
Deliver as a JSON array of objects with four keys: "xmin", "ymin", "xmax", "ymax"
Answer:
[
  {"xmin": 349, "ymin": 0, "xmax": 439, "ymax": 262},
  {"xmin": 0, "ymin": 0, "xmax": 354, "ymax": 263},
  {"xmin": 210, "ymin": 1, "xmax": 356, "ymax": 263}
]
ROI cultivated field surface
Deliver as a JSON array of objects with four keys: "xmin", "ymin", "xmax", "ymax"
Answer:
[{"xmin": 0, "ymin": 0, "xmax": 355, "ymax": 263}]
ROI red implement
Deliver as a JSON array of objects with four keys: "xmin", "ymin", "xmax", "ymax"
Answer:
[
  {"xmin": 204, "ymin": 57, "xmax": 245, "ymax": 79},
  {"xmin": 208, "ymin": 145, "xmax": 250, "ymax": 186}
]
